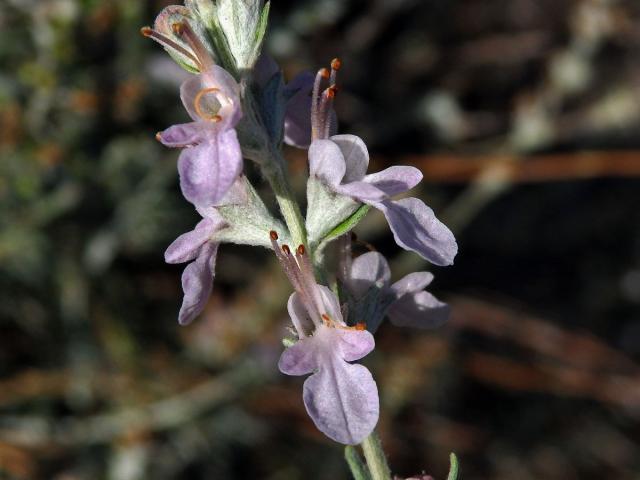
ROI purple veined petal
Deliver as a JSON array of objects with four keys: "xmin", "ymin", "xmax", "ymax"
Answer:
[
  {"xmin": 376, "ymin": 198, "xmax": 458, "ymax": 266},
  {"xmin": 386, "ymin": 290, "xmax": 450, "ymax": 329},
  {"xmin": 157, "ymin": 122, "xmax": 204, "ymax": 148},
  {"xmin": 178, "ymin": 242, "xmax": 218, "ymax": 325},
  {"xmin": 315, "ymin": 285, "xmax": 344, "ymax": 324},
  {"xmin": 164, "ymin": 216, "xmax": 226, "ymax": 264},
  {"xmin": 178, "ymin": 129, "xmax": 243, "ymax": 207},
  {"xmin": 180, "ymin": 66, "xmax": 242, "ymax": 129},
  {"xmin": 364, "ymin": 165, "xmax": 423, "ymax": 197},
  {"xmin": 278, "ymin": 333, "xmax": 318, "ymax": 376},
  {"xmin": 345, "ymin": 251, "xmax": 391, "ymax": 299},
  {"xmin": 330, "ymin": 134, "xmax": 369, "ymax": 183},
  {"xmin": 308, "ymin": 139, "xmax": 346, "ymax": 187},
  {"xmin": 287, "ymin": 292, "xmax": 316, "ymax": 338},
  {"xmin": 302, "ymin": 326, "xmax": 379, "ymax": 445},
  {"xmin": 390, "ymin": 271, "xmax": 434, "ymax": 298},
  {"xmin": 334, "ymin": 181, "xmax": 386, "ymax": 203},
  {"xmin": 336, "ymin": 328, "xmax": 375, "ymax": 362}
]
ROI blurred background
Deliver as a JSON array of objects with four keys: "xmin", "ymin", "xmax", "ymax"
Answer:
[{"xmin": 1, "ymin": 0, "xmax": 640, "ymax": 478}]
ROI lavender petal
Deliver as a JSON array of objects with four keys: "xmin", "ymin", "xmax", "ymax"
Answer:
[
  {"xmin": 278, "ymin": 334, "xmax": 318, "ymax": 376},
  {"xmin": 308, "ymin": 139, "xmax": 346, "ymax": 187},
  {"xmin": 180, "ymin": 65, "xmax": 242, "ymax": 129},
  {"xmin": 364, "ymin": 165, "xmax": 423, "ymax": 197},
  {"xmin": 387, "ymin": 291, "xmax": 450, "ymax": 329},
  {"xmin": 164, "ymin": 216, "xmax": 225, "ymax": 264},
  {"xmin": 178, "ymin": 129, "xmax": 242, "ymax": 207},
  {"xmin": 330, "ymin": 134, "xmax": 369, "ymax": 182},
  {"xmin": 376, "ymin": 198, "xmax": 458, "ymax": 266},
  {"xmin": 345, "ymin": 251, "xmax": 391, "ymax": 299},
  {"xmin": 158, "ymin": 122, "xmax": 204, "ymax": 148},
  {"xmin": 302, "ymin": 326, "xmax": 379, "ymax": 445},
  {"xmin": 178, "ymin": 242, "xmax": 218, "ymax": 325},
  {"xmin": 390, "ymin": 272, "xmax": 434, "ymax": 298},
  {"xmin": 335, "ymin": 181, "xmax": 386, "ymax": 203}
]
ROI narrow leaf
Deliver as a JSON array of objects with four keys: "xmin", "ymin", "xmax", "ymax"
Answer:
[
  {"xmin": 318, "ymin": 204, "xmax": 370, "ymax": 249},
  {"xmin": 447, "ymin": 453, "xmax": 459, "ymax": 480}
]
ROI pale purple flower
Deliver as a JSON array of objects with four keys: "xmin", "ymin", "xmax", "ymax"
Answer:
[
  {"xmin": 158, "ymin": 64, "xmax": 243, "ymax": 207},
  {"xmin": 343, "ymin": 251, "xmax": 449, "ymax": 332},
  {"xmin": 254, "ymin": 54, "xmax": 337, "ymax": 148},
  {"xmin": 146, "ymin": 20, "xmax": 243, "ymax": 207},
  {"xmin": 165, "ymin": 209, "xmax": 228, "ymax": 325},
  {"xmin": 309, "ymin": 134, "xmax": 458, "ymax": 266},
  {"xmin": 270, "ymin": 233, "xmax": 379, "ymax": 445}
]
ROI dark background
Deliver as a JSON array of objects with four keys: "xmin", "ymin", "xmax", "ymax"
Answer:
[{"xmin": 1, "ymin": 0, "xmax": 640, "ymax": 478}]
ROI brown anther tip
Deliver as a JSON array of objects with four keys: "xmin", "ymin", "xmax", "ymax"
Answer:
[
  {"xmin": 331, "ymin": 58, "xmax": 342, "ymax": 71},
  {"xmin": 269, "ymin": 230, "xmax": 278, "ymax": 240},
  {"xmin": 282, "ymin": 245, "xmax": 291, "ymax": 255},
  {"xmin": 319, "ymin": 68, "xmax": 330, "ymax": 79},
  {"xmin": 140, "ymin": 26, "xmax": 153, "ymax": 37},
  {"xmin": 212, "ymin": 114, "xmax": 222, "ymax": 123},
  {"xmin": 297, "ymin": 245, "xmax": 305, "ymax": 255},
  {"xmin": 326, "ymin": 87, "xmax": 337, "ymax": 99},
  {"xmin": 172, "ymin": 22, "xmax": 185, "ymax": 35},
  {"xmin": 155, "ymin": 132, "xmax": 162, "ymax": 142},
  {"xmin": 321, "ymin": 314, "xmax": 330, "ymax": 321},
  {"xmin": 355, "ymin": 322, "xmax": 366, "ymax": 331}
]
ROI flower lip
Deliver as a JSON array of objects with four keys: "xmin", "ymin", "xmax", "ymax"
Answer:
[{"xmin": 193, "ymin": 87, "xmax": 224, "ymax": 122}]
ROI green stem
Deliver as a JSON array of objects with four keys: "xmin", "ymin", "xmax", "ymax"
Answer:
[
  {"xmin": 262, "ymin": 147, "xmax": 307, "ymax": 248},
  {"xmin": 361, "ymin": 432, "xmax": 392, "ymax": 480},
  {"xmin": 345, "ymin": 445, "xmax": 372, "ymax": 480}
]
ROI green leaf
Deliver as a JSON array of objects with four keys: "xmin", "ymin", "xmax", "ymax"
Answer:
[
  {"xmin": 251, "ymin": 1, "xmax": 270, "ymax": 65},
  {"xmin": 318, "ymin": 204, "xmax": 371, "ymax": 250},
  {"xmin": 447, "ymin": 453, "xmax": 459, "ymax": 480}
]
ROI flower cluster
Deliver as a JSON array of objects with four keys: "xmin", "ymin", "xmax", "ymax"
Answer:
[{"xmin": 143, "ymin": 0, "xmax": 457, "ymax": 447}]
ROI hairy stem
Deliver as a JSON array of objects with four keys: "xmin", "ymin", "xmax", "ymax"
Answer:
[
  {"xmin": 345, "ymin": 445, "xmax": 372, "ymax": 480},
  {"xmin": 262, "ymin": 146, "xmax": 307, "ymax": 248},
  {"xmin": 361, "ymin": 431, "xmax": 392, "ymax": 480}
]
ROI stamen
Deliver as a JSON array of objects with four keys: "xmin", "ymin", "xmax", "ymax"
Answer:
[
  {"xmin": 295, "ymin": 244, "xmax": 324, "ymax": 316},
  {"xmin": 155, "ymin": 132, "xmax": 162, "ymax": 142},
  {"xmin": 270, "ymin": 230, "xmax": 278, "ymax": 241},
  {"xmin": 311, "ymin": 68, "xmax": 330, "ymax": 141},
  {"xmin": 330, "ymin": 58, "xmax": 341, "ymax": 85},
  {"xmin": 172, "ymin": 21, "xmax": 214, "ymax": 72},
  {"xmin": 356, "ymin": 322, "xmax": 367, "ymax": 331},
  {"xmin": 194, "ymin": 87, "xmax": 223, "ymax": 122},
  {"xmin": 140, "ymin": 26, "xmax": 199, "ymax": 68},
  {"xmin": 322, "ymin": 85, "xmax": 338, "ymax": 139}
]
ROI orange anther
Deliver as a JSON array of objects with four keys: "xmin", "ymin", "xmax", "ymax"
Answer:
[
  {"xmin": 297, "ymin": 245, "xmax": 305, "ymax": 255},
  {"xmin": 355, "ymin": 323, "xmax": 366, "ymax": 331},
  {"xmin": 140, "ymin": 26, "xmax": 153, "ymax": 37},
  {"xmin": 155, "ymin": 132, "xmax": 162, "ymax": 142},
  {"xmin": 331, "ymin": 58, "xmax": 342, "ymax": 71},
  {"xmin": 270, "ymin": 231, "xmax": 278, "ymax": 240},
  {"xmin": 172, "ymin": 22, "xmax": 185, "ymax": 35},
  {"xmin": 319, "ymin": 68, "xmax": 330, "ymax": 79},
  {"xmin": 282, "ymin": 245, "xmax": 291, "ymax": 255}
]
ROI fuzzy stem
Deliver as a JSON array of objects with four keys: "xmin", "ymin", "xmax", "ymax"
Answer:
[
  {"xmin": 262, "ymin": 146, "xmax": 307, "ymax": 248},
  {"xmin": 345, "ymin": 445, "xmax": 372, "ymax": 480},
  {"xmin": 361, "ymin": 432, "xmax": 392, "ymax": 480}
]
